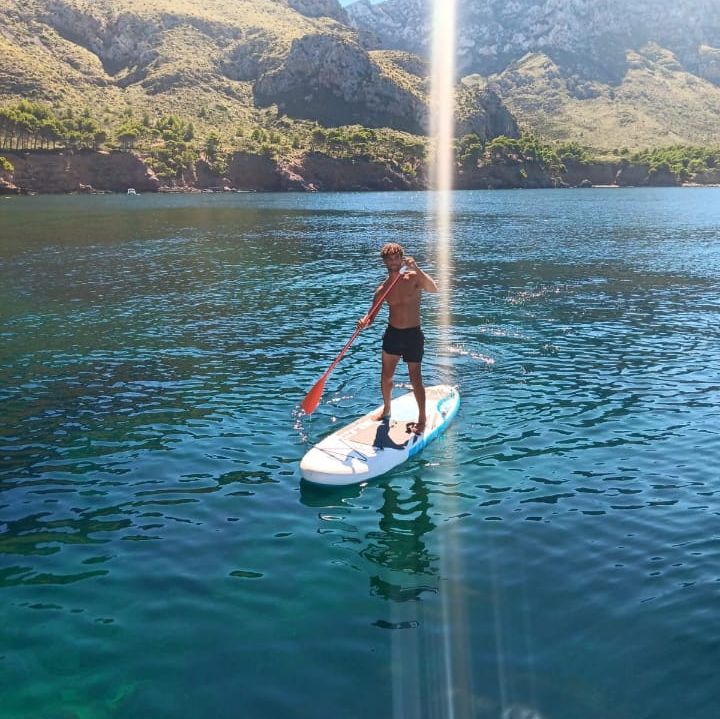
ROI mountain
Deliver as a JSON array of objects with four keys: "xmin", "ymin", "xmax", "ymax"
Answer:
[
  {"xmin": 347, "ymin": 0, "xmax": 720, "ymax": 149},
  {"xmin": 8, "ymin": 0, "xmax": 715, "ymax": 152},
  {"xmin": 0, "ymin": 0, "xmax": 515, "ymax": 141}
]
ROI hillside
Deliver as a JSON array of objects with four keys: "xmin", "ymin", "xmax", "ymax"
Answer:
[
  {"xmin": 0, "ymin": 0, "xmax": 514, "ymax": 141},
  {"xmin": 5, "ymin": 0, "xmax": 717, "ymax": 152},
  {"xmin": 2, "ymin": 0, "xmax": 720, "ymax": 194},
  {"xmin": 0, "ymin": 0, "xmax": 339, "ymax": 135},
  {"xmin": 347, "ymin": 0, "xmax": 720, "ymax": 150},
  {"xmin": 471, "ymin": 46, "xmax": 720, "ymax": 150}
]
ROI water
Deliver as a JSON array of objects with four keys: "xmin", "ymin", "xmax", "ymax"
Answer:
[{"xmin": 1, "ymin": 189, "xmax": 718, "ymax": 719}]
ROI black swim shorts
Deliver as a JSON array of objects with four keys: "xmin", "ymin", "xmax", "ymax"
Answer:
[{"xmin": 382, "ymin": 325, "xmax": 424, "ymax": 363}]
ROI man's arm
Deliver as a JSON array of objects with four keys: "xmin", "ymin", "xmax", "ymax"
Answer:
[
  {"xmin": 403, "ymin": 256, "xmax": 438, "ymax": 293},
  {"xmin": 357, "ymin": 283, "xmax": 386, "ymax": 330}
]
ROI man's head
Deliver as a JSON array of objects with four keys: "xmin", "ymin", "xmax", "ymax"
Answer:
[
  {"xmin": 380, "ymin": 242, "xmax": 404, "ymax": 260},
  {"xmin": 380, "ymin": 242, "xmax": 404, "ymax": 273}
]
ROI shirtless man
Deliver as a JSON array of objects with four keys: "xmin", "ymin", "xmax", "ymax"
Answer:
[{"xmin": 357, "ymin": 243, "xmax": 438, "ymax": 433}]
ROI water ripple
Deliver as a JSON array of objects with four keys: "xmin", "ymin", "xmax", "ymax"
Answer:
[{"xmin": 1, "ymin": 190, "xmax": 719, "ymax": 718}]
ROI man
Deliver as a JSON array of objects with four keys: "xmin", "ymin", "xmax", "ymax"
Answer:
[{"xmin": 357, "ymin": 242, "xmax": 438, "ymax": 433}]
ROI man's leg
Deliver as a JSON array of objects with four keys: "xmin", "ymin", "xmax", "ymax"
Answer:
[
  {"xmin": 373, "ymin": 351, "xmax": 400, "ymax": 420},
  {"xmin": 408, "ymin": 362, "xmax": 426, "ymax": 432}
]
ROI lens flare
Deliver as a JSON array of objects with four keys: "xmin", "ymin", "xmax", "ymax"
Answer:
[
  {"xmin": 427, "ymin": 1, "xmax": 470, "ymax": 714},
  {"xmin": 429, "ymin": 0, "xmax": 457, "ymax": 367},
  {"xmin": 390, "ymin": 2, "xmax": 472, "ymax": 718}
]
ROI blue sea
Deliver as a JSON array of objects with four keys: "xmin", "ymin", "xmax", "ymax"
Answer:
[{"xmin": 1, "ymin": 189, "xmax": 718, "ymax": 718}]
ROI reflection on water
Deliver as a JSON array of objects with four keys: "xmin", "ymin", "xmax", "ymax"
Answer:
[
  {"xmin": 366, "ymin": 477, "xmax": 436, "ymax": 601},
  {"xmin": 301, "ymin": 475, "xmax": 438, "ymax": 603}
]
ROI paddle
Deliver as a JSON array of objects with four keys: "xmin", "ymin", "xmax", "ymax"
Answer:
[{"xmin": 300, "ymin": 269, "xmax": 405, "ymax": 415}]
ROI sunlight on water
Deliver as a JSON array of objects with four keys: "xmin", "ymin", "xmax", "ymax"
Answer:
[
  {"xmin": 394, "ymin": 2, "xmax": 469, "ymax": 718},
  {"xmin": 429, "ymin": 0, "xmax": 467, "ymax": 714}
]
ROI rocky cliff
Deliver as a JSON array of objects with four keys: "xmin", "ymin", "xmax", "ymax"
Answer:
[
  {"xmin": 2, "ymin": 151, "xmax": 160, "ymax": 194},
  {"xmin": 347, "ymin": 0, "xmax": 720, "ymax": 147},
  {"xmin": 2, "ymin": 149, "xmax": 716, "ymax": 196},
  {"xmin": 2, "ymin": 0, "xmax": 718, "ymax": 170},
  {"xmin": 456, "ymin": 87, "xmax": 519, "ymax": 139},
  {"xmin": 254, "ymin": 33, "xmax": 427, "ymax": 133},
  {"xmin": 347, "ymin": 0, "xmax": 720, "ymax": 81},
  {"xmin": 287, "ymin": 0, "xmax": 349, "ymax": 24}
]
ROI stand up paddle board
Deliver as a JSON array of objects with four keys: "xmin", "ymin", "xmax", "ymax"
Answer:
[{"xmin": 300, "ymin": 384, "xmax": 459, "ymax": 486}]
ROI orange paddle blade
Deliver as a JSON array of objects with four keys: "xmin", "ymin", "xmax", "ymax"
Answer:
[{"xmin": 300, "ymin": 374, "xmax": 328, "ymax": 415}]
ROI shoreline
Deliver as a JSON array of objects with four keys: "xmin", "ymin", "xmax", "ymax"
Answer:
[
  {"xmin": 5, "ymin": 184, "xmax": 720, "ymax": 200},
  {"xmin": 6, "ymin": 183, "xmax": 720, "ymax": 196},
  {"xmin": 3, "ymin": 149, "xmax": 720, "ymax": 196},
  {"xmin": 6, "ymin": 185, "xmax": 720, "ymax": 198}
]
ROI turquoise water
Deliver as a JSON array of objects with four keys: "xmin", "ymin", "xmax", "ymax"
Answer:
[{"xmin": 1, "ymin": 189, "xmax": 718, "ymax": 719}]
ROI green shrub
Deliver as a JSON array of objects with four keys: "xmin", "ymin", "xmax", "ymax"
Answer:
[{"xmin": 630, "ymin": 145, "xmax": 720, "ymax": 176}]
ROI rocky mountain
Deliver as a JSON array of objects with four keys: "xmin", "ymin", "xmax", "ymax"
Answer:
[
  {"xmin": 347, "ymin": 0, "xmax": 720, "ymax": 148},
  {"xmin": 347, "ymin": 0, "xmax": 720, "ymax": 79},
  {"xmin": 3, "ymin": 0, "xmax": 718, "ymax": 159},
  {"xmin": 0, "ymin": 0, "xmax": 515, "ymax": 141},
  {"xmin": 288, "ymin": 0, "xmax": 349, "ymax": 23}
]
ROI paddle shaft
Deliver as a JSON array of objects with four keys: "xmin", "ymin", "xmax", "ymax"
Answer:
[
  {"xmin": 322, "ymin": 271, "xmax": 402, "ymax": 378},
  {"xmin": 301, "ymin": 271, "xmax": 404, "ymax": 413}
]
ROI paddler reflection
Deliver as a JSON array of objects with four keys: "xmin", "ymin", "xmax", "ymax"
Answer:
[{"xmin": 300, "ymin": 472, "xmax": 437, "ymax": 601}]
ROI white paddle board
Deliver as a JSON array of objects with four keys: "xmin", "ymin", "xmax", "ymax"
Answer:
[{"xmin": 300, "ymin": 384, "xmax": 460, "ymax": 486}]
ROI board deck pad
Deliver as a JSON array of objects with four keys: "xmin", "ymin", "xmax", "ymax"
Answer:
[
  {"xmin": 300, "ymin": 385, "xmax": 460, "ymax": 486},
  {"xmin": 351, "ymin": 420, "xmax": 412, "ymax": 449}
]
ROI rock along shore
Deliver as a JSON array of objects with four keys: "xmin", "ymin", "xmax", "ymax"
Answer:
[{"xmin": 2, "ymin": 150, "xmax": 719, "ymax": 195}]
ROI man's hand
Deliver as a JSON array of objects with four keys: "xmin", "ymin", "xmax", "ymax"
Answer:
[
  {"xmin": 357, "ymin": 314, "xmax": 371, "ymax": 331},
  {"xmin": 401, "ymin": 255, "xmax": 419, "ymax": 281}
]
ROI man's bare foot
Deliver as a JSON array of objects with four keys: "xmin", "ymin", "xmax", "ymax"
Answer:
[
  {"xmin": 371, "ymin": 408, "xmax": 391, "ymax": 422},
  {"xmin": 411, "ymin": 419, "xmax": 426, "ymax": 435}
]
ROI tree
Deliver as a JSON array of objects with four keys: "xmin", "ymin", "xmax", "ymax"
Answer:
[
  {"xmin": 204, "ymin": 132, "xmax": 221, "ymax": 160},
  {"xmin": 456, "ymin": 133, "xmax": 485, "ymax": 166},
  {"xmin": 117, "ymin": 126, "xmax": 140, "ymax": 150},
  {"xmin": 687, "ymin": 158, "xmax": 707, "ymax": 175},
  {"xmin": 39, "ymin": 119, "xmax": 61, "ymax": 149},
  {"xmin": 0, "ymin": 108, "xmax": 18, "ymax": 150},
  {"xmin": 0, "ymin": 102, "xmax": 117, "ymax": 151},
  {"xmin": 93, "ymin": 130, "xmax": 108, "ymax": 150}
]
